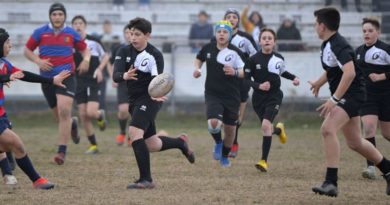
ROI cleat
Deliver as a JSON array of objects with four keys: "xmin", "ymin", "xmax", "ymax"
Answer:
[
  {"xmin": 276, "ymin": 122, "xmax": 287, "ymax": 144},
  {"xmin": 126, "ymin": 179, "xmax": 155, "ymax": 189},
  {"xmin": 71, "ymin": 117, "xmax": 80, "ymax": 144},
  {"xmin": 384, "ymin": 172, "xmax": 390, "ymax": 195},
  {"xmin": 116, "ymin": 134, "xmax": 125, "ymax": 146},
  {"xmin": 127, "ymin": 137, "xmax": 132, "ymax": 147},
  {"xmin": 362, "ymin": 166, "xmax": 376, "ymax": 179},
  {"xmin": 85, "ymin": 145, "xmax": 99, "ymax": 154},
  {"xmin": 3, "ymin": 175, "xmax": 17, "ymax": 186},
  {"xmin": 228, "ymin": 143, "xmax": 239, "ymax": 158},
  {"xmin": 53, "ymin": 152, "xmax": 65, "ymax": 165},
  {"xmin": 213, "ymin": 142, "xmax": 223, "ymax": 161},
  {"xmin": 255, "ymin": 160, "xmax": 268, "ymax": 172},
  {"xmin": 312, "ymin": 181, "xmax": 338, "ymax": 197},
  {"xmin": 33, "ymin": 177, "xmax": 55, "ymax": 190},
  {"xmin": 178, "ymin": 133, "xmax": 195, "ymax": 164},
  {"xmin": 97, "ymin": 109, "xmax": 107, "ymax": 131},
  {"xmin": 220, "ymin": 156, "xmax": 231, "ymax": 168}
]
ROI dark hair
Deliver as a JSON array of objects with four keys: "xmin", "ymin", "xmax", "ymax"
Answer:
[
  {"xmin": 127, "ymin": 17, "xmax": 152, "ymax": 34},
  {"xmin": 249, "ymin": 11, "xmax": 264, "ymax": 28},
  {"xmin": 362, "ymin": 17, "xmax": 380, "ymax": 30},
  {"xmin": 314, "ymin": 7, "xmax": 340, "ymax": 31},
  {"xmin": 260, "ymin": 27, "xmax": 276, "ymax": 40},
  {"xmin": 49, "ymin": 2, "xmax": 66, "ymax": 17},
  {"xmin": 71, "ymin": 15, "xmax": 87, "ymax": 25},
  {"xmin": 0, "ymin": 28, "xmax": 10, "ymax": 58}
]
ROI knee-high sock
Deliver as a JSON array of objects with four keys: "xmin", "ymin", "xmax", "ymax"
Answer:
[{"xmin": 132, "ymin": 139, "xmax": 152, "ymax": 182}]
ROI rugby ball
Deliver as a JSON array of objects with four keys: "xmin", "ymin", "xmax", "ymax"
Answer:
[{"xmin": 148, "ymin": 73, "xmax": 175, "ymax": 98}]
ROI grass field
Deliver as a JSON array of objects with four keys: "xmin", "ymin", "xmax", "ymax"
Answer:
[{"xmin": 0, "ymin": 111, "xmax": 389, "ymax": 205}]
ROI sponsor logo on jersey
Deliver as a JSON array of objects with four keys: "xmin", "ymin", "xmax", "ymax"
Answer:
[
  {"xmin": 256, "ymin": 64, "xmax": 261, "ymax": 70},
  {"xmin": 238, "ymin": 40, "xmax": 245, "ymax": 48},
  {"xmin": 245, "ymin": 68, "xmax": 251, "ymax": 73},
  {"xmin": 64, "ymin": 36, "xmax": 71, "ymax": 43},
  {"xmin": 372, "ymin": 52, "xmax": 380, "ymax": 60},
  {"xmin": 126, "ymin": 57, "xmax": 131, "ymax": 62},
  {"xmin": 141, "ymin": 58, "xmax": 149, "ymax": 66},
  {"xmin": 207, "ymin": 53, "xmax": 211, "ymax": 59},
  {"xmin": 275, "ymin": 62, "xmax": 283, "ymax": 70},
  {"xmin": 115, "ymin": 56, "xmax": 122, "ymax": 60},
  {"xmin": 140, "ymin": 105, "xmax": 147, "ymax": 111},
  {"xmin": 225, "ymin": 54, "xmax": 233, "ymax": 62}
]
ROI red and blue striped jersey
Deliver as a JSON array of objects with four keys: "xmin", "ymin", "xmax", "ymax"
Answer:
[
  {"xmin": 25, "ymin": 24, "xmax": 87, "ymax": 77},
  {"xmin": 0, "ymin": 58, "xmax": 21, "ymax": 116}
]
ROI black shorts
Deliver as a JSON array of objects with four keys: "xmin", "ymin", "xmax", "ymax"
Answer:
[
  {"xmin": 75, "ymin": 78, "xmax": 101, "ymax": 105},
  {"xmin": 0, "ymin": 114, "xmax": 12, "ymax": 135},
  {"xmin": 117, "ymin": 81, "xmax": 128, "ymax": 105},
  {"xmin": 252, "ymin": 90, "xmax": 283, "ymax": 123},
  {"xmin": 205, "ymin": 94, "xmax": 239, "ymax": 125},
  {"xmin": 337, "ymin": 93, "xmax": 364, "ymax": 118},
  {"xmin": 41, "ymin": 75, "xmax": 76, "ymax": 108},
  {"xmin": 360, "ymin": 93, "xmax": 390, "ymax": 121},
  {"xmin": 239, "ymin": 80, "xmax": 250, "ymax": 103},
  {"xmin": 129, "ymin": 96, "xmax": 162, "ymax": 139}
]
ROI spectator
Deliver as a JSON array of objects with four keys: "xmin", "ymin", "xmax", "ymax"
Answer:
[
  {"xmin": 113, "ymin": 0, "xmax": 125, "ymax": 11},
  {"xmin": 188, "ymin": 10, "xmax": 214, "ymax": 53},
  {"xmin": 325, "ymin": 0, "xmax": 362, "ymax": 12},
  {"xmin": 241, "ymin": 1, "xmax": 266, "ymax": 45},
  {"xmin": 276, "ymin": 17, "xmax": 304, "ymax": 51}
]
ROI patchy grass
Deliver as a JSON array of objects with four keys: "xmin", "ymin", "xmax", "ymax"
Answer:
[{"xmin": 0, "ymin": 111, "xmax": 389, "ymax": 205}]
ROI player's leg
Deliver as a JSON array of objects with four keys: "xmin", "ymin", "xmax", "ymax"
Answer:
[
  {"xmin": 312, "ymin": 106, "xmax": 349, "ymax": 197},
  {"xmin": 116, "ymin": 82, "xmax": 130, "ymax": 146},
  {"xmin": 0, "ymin": 128, "xmax": 54, "ymax": 189},
  {"xmin": 205, "ymin": 95, "xmax": 224, "ymax": 160},
  {"xmin": 361, "ymin": 115, "xmax": 378, "ymax": 179},
  {"xmin": 343, "ymin": 117, "xmax": 390, "ymax": 195},
  {"xmin": 144, "ymin": 122, "xmax": 195, "ymax": 163},
  {"xmin": 0, "ymin": 152, "xmax": 17, "ymax": 186},
  {"xmin": 219, "ymin": 103, "xmax": 239, "ymax": 167}
]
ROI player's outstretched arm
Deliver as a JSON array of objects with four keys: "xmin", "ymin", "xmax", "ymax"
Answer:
[
  {"xmin": 19, "ymin": 70, "xmax": 70, "ymax": 88},
  {"xmin": 193, "ymin": 59, "xmax": 203, "ymax": 78}
]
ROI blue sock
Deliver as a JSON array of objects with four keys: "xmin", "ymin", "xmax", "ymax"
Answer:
[
  {"xmin": 58, "ymin": 145, "xmax": 67, "ymax": 154},
  {"xmin": 16, "ymin": 154, "xmax": 40, "ymax": 182},
  {"xmin": 0, "ymin": 157, "xmax": 12, "ymax": 176}
]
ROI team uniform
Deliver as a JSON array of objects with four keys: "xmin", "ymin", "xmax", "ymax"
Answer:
[
  {"xmin": 25, "ymin": 23, "xmax": 87, "ymax": 108},
  {"xmin": 110, "ymin": 43, "xmax": 129, "ymax": 105},
  {"xmin": 245, "ymin": 51, "xmax": 296, "ymax": 123},
  {"xmin": 113, "ymin": 43, "xmax": 163, "ymax": 138},
  {"xmin": 320, "ymin": 32, "xmax": 365, "ymax": 118},
  {"xmin": 356, "ymin": 40, "xmax": 390, "ymax": 121},
  {"xmin": 196, "ymin": 42, "xmax": 246, "ymax": 125},
  {"xmin": 74, "ymin": 35, "xmax": 106, "ymax": 104}
]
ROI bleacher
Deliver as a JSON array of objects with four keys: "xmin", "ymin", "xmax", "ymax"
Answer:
[{"xmin": 0, "ymin": 0, "xmax": 381, "ymax": 53}]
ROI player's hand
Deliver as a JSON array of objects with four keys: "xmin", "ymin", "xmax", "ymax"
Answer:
[
  {"xmin": 124, "ymin": 65, "xmax": 138, "ymax": 80},
  {"xmin": 151, "ymin": 96, "xmax": 167, "ymax": 102},
  {"xmin": 193, "ymin": 69, "xmax": 201, "ymax": 78},
  {"xmin": 308, "ymin": 80, "xmax": 321, "ymax": 97},
  {"xmin": 223, "ymin": 65, "xmax": 235, "ymax": 76},
  {"xmin": 259, "ymin": 81, "xmax": 270, "ymax": 91},
  {"xmin": 37, "ymin": 58, "xmax": 53, "ymax": 71},
  {"xmin": 53, "ymin": 70, "xmax": 71, "ymax": 88},
  {"xmin": 112, "ymin": 81, "xmax": 118, "ymax": 88},
  {"xmin": 10, "ymin": 71, "xmax": 24, "ymax": 81},
  {"xmin": 77, "ymin": 59, "xmax": 89, "ymax": 74},
  {"xmin": 369, "ymin": 73, "xmax": 386, "ymax": 82},
  {"xmin": 93, "ymin": 69, "xmax": 104, "ymax": 83},
  {"xmin": 292, "ymin": 77, "xmax": 300, "ymax": 86},
  {"xmin": 316, "ymin": 98, "xmax": 336, "ymax": 117}
]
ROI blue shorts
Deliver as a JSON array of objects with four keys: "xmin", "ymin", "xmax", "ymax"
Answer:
[{"xmin": 0, "ymin": 114, "xmax": 12, "ymax": 135}]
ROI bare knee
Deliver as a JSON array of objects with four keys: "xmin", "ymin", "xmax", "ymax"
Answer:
[
  {"xmin": 261, "ymin": 122, "xmax": 272, "ymax": 134},
  {"xmin": 346, "ymin": 139, "xmax": 362, "ymax": 151},
  {"xmin": 208, "ymin": 119, "xmax": 222, "ymax": 134},
  {"xmin": 58, "ymin": 106, "xmax": 71, "ymax": 120},
  {"xmin": 363, "ymin": 123, "xmax": 377, "ymax": 138},
  {"xmin": 320, "ymin": 124, "xmax": 336, "ymax": 138}
]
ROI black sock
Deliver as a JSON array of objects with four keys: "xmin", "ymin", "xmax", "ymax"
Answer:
[
  {"xmin": 15, "ymin": 154, "xmax": 40, "ymax": 182},
  {"xmin": 325, "ymin": 167, "xmax": 338, "ymax": 186},
  {"xmin": 211, "ymin": 132, "xmax": 222, "ymax": 144},
  {"xmin": 159, "ymin": 136, "xmax": 185, "ymax": 153},
  {"xmin": 88, "ymin": 134, "xmax": 97, "ymax": 145},
  {"xmin": 376, "ymin": 157, "xmax": 390, "ymax": 175},
  {"xmin": 0, "ymin": 158, "xmax": 12, "ymax": 176},
  {"xmin": 58, "ymin": 145, "xmax": 67, "ymax": 154},
  {"xmin": 366, "ymin": 137, "xmax": 376, "ymax": 166},
  {"xmin": 222, "ymin": 144, "xmax": 231, "ymax": 158},
  {"xmin": 119, "ymin": 119, "xmax": 127, "ymax": 135},
  {"xmin": 261, "ymin": 136, "xmax": 272, "ymax": 161},
  {"xmin": 132, "ymin": 139, "xmax": 152, "ymax": 182},
  {"xmin": 233, "ymin": 123, "xmax": 241, "ymax": 145},
  {"xmin": 6, "ymin": 152, "xmax": 15, "ymax": 170},
  {"xmin": 273, "ymin": 126, "xmax": 281, "ymax": 136}
]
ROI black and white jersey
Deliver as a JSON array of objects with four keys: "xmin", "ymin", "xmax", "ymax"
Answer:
[
  {"xmin": 231, "ymin": 30, "xmax": 258, "ymax": 58},
  {"xmin": 355, "ymin": 40, "xmax": 390, "ymax": 94},
  {"xmin": 196, "ymin": 42, "xmax": 246, "ymax": 102},
  {"xmin": 320, "ymin": 32, "xmax": 364, "ymax": 95},
  {"xmin": 244, "ymin": 51, "xmax": 294, "ymax": 94},
  {"xmin": 74, "ymin": 35, "xmax": 106, "ymax": 80},
  {"xmin": 113, "ymin": 43, "xmax": 163, "ymax": 102}
]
